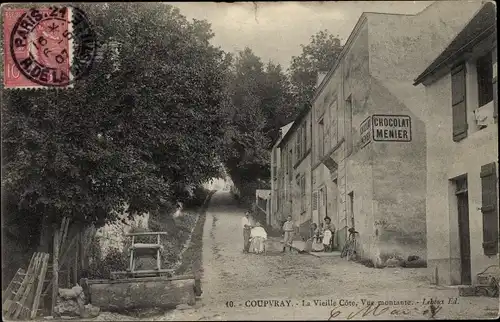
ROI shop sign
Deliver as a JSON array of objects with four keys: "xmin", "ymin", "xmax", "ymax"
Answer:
[
  {"xmin": 359, "ymin": 116, "xmax": 372, "ymax": 148},
  {"xmin": 372, "ymin": 115, "xmax": 411, "ymax": 142}
]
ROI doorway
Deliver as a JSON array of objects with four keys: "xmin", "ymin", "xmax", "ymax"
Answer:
[
  {"xmin": 455, "ymin": 176, "xmax": 471, "ymax": 285},
  {"xmin": 348, "ymin": 191, "xmax": 354, "ymax": 229},
  {"xmin": 319, "ymin": 186, "xmax": 327, "ymax": 223}
]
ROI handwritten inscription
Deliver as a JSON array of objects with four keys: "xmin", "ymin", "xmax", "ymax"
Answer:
[{"xmin": 328, "ymin": 302, "xmax": 443, "ymax": 320}]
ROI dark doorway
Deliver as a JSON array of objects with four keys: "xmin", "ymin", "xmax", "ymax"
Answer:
[{"xmin": 455, "ymin": 176, "xmax": 471, "ymax": 285}]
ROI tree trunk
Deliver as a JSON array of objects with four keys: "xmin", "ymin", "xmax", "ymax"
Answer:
[
  {"xmin": 51, "ymin": 227, "xmax": 60, "ymax": 317},
  {"xmin": 37, "ymin": 215, "xmax": 53, "ymax": 253}
]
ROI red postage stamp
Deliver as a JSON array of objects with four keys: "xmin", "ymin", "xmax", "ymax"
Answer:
[{"xmin": 3, "ymin": 6, "xmax": 97, "ymax": 89}]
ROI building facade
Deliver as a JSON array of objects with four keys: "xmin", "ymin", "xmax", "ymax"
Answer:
[
  {"xmin": 269, "ymin": 122, "xmax": 293, "ymax": 229},
  {"xmin": 311, "ymin": 0, "xmax": 484, "ymax": 261},
  {"xmin": 414, "ymin": 1, "xmax": 498, "ymax": 286},
  {"xmin": 269, "ymin": 0, "xmax": 485, "ymax": 263},
  {"xmin": 276, "ymin": 109, "xmax": 313, "ymax": 239}
]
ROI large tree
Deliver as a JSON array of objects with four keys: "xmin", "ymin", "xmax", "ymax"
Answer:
[
  {"xmin": 288, "ymin": 30, "xmax": 343, "ymax": 108},
  {"xmin": 222, "ymin": 48, "xmax": 270, "ymax": 187},
  {"xmin": 1, "ymin": 3, "xmax": 231, "ymax": 250}
]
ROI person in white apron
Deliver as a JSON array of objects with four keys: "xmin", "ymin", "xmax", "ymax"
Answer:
[{"xmin": 322, "ymin": 217, "xmax": 335, "ymax": 252}]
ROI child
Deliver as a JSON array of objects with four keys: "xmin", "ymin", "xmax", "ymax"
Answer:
[
  {"xmin": 282, "ymin": 215, "xmax": 295, "ymax": 253},
  {"xmin": 310, "ymin": 223, "xmax": 324, "ymax": 252}
]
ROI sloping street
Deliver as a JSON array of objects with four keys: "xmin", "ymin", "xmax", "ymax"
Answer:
[{"xmin": 140, "ymin": 192, "xmax": 498, "ymax": 321}]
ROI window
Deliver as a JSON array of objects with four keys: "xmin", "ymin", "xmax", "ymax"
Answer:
[
  {"xmin": 281, "ymin": 149, "xmax": 286, "ymax": 171},
  {"xmin": 330, "ymin": 99, "xmax": 338, "ymax": 147},
  {"xmin": 277, "ymin": 193, "xmax": 280, "ymax": 211},
  {"xmin": 345, "ymin": 95, "xmax": 353, "ymax": 156},
  {"xmin": 312, "ymin": 191, "xmax": 318, "ymax": 211},
  {"xmin": 318, "ymin": 118, "xmax": 325, "ymax": 159},
  {"xmin": 493, "ymin": 47, "xmax": 498, "ymax": 122},
  {"xmin": 300, "ymin": 175, "xmax": 306, "ymax": 213},
  {"xmin": 480, "ymin": 162, "xmax": 498, "ymax": 256},
  {"xmin": 302, "ymin": 123, "xmax": 307, "ymax": 156},
  {"xmin": 296, "ymin": 128, "xmax": 302, "ymax": 163},
  {"xmin": 451, "ymin": 64, "xmax": 468, "ymax": 141},
  {"xmin": 477, "ymin": 51, "xmax": 493, "ymax": 107},
  {"xmin": 310, "ymin": 119, "xmax": 313, "ymax": 151},
  {"xmin": 288, "ymin": 149, "xmax": 293, "ymax": 181}
]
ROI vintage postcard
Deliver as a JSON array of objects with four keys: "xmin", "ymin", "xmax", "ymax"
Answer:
[{"xmin": 1, "ymin": 1, "xmax": 498, "ymax": 321}]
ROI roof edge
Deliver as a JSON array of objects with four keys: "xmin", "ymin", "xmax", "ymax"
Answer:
[
  {"xmin": 413, "ymin": 1, "xmax": 496, "ymax": 85},
  {"xmin": 278, "ymin": 104, "xmax": 311, "ymax": 148}
]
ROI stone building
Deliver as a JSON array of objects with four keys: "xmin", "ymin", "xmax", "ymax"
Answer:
[
  {"xmin": 269, "ymin": 0, "xmax": 485, "ymax": 262},
  {"xmin": 413, "ymin": 1, "xmax": 498, "ymax": 286},
  {"xmin": 311, "ymin": 0, "xmax": 484, "ymax": 261},
  {"xmin": 275, "ymin": 109, "xmax": 313, "ymax": 239},
  {"xmin": 269, "ymin": 122, "xmax": 293, "ymax": 229}
]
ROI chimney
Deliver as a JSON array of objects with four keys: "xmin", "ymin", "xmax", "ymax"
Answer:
[{"xmin": 316, "ymin": 71, "xmax": 328, "ymax": 89}]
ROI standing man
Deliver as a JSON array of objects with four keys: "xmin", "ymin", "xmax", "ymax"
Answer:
[
  {"xmin": 242, "ymin": 211, "xmax": 252, "ymax": 253},
  {"xmin": 282, "ymin": 215, "xmax": 295, "ymax": 253}
]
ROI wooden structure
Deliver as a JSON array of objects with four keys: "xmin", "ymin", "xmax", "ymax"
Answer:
[
  {"xmin": 87, "ymin": 231, "xmax": 202, "ymax": 312},
  {"xmin": 111, "ymin": 232, "xmax": 174, "ymax": 279},
  {"xmin": 2, "ymin": 253, "xmax": 50, "ymax": 320},
  {"xmin": 2, "ymin": 217, "xmax": 97, "ymax": 319}
]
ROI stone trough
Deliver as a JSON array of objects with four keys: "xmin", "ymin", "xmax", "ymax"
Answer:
[{"xmin": 86, "ymin": 275, "xmax": 200, "ymax": 313}]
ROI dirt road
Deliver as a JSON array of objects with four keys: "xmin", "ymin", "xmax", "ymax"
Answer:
[{"xmin": 98, "ymin": 191, "xmax": 498, "ymax": 321}]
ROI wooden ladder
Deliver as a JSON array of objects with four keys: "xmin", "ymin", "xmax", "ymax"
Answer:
[{"xmin": 2, "ymin": 252, "xmax": 50, "ymax": 320}]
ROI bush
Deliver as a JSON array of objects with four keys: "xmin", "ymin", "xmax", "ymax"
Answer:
[
  {"xmin": 87, "ymin": 247, "xmax": 128, "ymax": 279},
  {"xmin": 183, "ymin": 186, "xmax": 210, "ymax": 208}
]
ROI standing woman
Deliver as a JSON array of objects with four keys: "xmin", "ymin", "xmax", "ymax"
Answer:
[
  {"xmin": 322, "ymin": 217, "xmax": 335, "ymax": 252},
  {"xmin": 282, "ymin": 215, "xmax": 295, "ymax": 253}
]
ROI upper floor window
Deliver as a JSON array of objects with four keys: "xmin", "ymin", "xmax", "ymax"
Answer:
[
  {"xmin": 451, "ymin": 64, "xmax": 468, "ymax": 141},
  {"xmin": 330, "ymin": 99, "xmax": 338, "ymax": 148},
  {"xmin": 477, "ymin": 51, "xmax": 493, "ymax": 107},
  {"xmin": 318, "ymin": 118, "xmax": 325, "ymax": 159},
  {"xmin": 345, "ymin": 95, "xmax": 353, "ymax": 156},
  {"xmin": 295, "ymin": 128, "xmax": 302, "ymax": 163}
]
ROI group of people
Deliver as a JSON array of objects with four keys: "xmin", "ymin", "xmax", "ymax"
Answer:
[
  {"xmin": 242, "ymin": 211, "xmax": 268, "ymax": 254},
  {"xmin": 241, "ymin": 211, "xmax": 338, "ymax": 254},
  {"xmin": 241, "ymin": 211, "xmax": 296, "ymax": 254},
  {"xmin": 309, "ymin": 216, "xmax": 336, "ymax": 252}
]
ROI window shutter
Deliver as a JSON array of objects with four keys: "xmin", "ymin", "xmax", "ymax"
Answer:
[
  {"xmin": 313, "ymin": 191, "xmax": 318, "ymax": 210},
  {"xmin": 493, "ymin": 48, "xmax": 498, "ymax": 122},
  {"xmin": 480, "ymin": 162, "xmax": 499, "ymax": 256},
  {"xmin": 451, "ymin": 64, "xmax": 468, "ymax": 141},
  {"xmin": 345, "ymin": 95, "xmax": 353, "ymax": 156}
]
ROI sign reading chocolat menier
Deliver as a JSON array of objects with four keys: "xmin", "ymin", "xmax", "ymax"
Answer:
[{"xmin": 372, "ymin": 115, "xmax": 412, "ymax": 142}]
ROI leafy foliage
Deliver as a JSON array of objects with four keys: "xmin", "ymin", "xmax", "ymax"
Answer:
[
  {"xmin": 288, "ymin": 30, "xmax": 343, "ymax": 107},
  {"xmin": 222, "ymin": 30, "xmax": 343, "ymax": 204},
  {"xmin": 2, "ymin": 3, "xmax": 230, "ymax": 241}
]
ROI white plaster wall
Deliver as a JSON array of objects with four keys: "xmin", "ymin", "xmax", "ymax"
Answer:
[{"xmin": 424, "ymin": 70, "xmax": 498, "ymax": 284}]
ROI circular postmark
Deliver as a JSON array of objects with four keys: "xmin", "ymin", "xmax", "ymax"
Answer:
[{"xmin": 9, "ymin": 6, "xmax": 97, "ymax": 87}]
